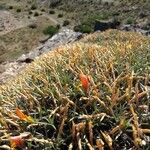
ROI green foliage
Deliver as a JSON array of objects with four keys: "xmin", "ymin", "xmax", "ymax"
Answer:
[
  {"xmin": 74, "ymin": 24, "xmax": 92, "ymax": 33},
  {"xmin": 43, "ymin": 26, "xmax": 59, "ymax": 36},
  {"xmin": 48, "ymin": 0, "xmax": 149, "ymax": 34},
  {"xmin": 126, "ymin": 17, "xmax": 134, "ymax": 24}
]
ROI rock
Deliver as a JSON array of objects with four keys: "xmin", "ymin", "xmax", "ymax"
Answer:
[
  {"xmin": 120, "ymin": 24, "xmax": 135, "ymax": 31},
  {"xmin": 1, "ymin": 28, "xmax": 82, "ymax": 84},
  {"xmin": 17, "ymin": 28, "xmax": 82, "ymax": 62},
  {"xmin": 0, "ymin": 64, "xmax": 5, "ymax": 73},
  {"xmin": 17, "ymin": 54, "xmax": 34, "ymax": 63},
  {"xmin": 135, "ymin": 28, "xmax": 150, "ymax": 36},
  {"xmin": 0, "ymin": 62, "xmax": 26, "ymax": 84},
  {"xmin": 39, "ymin": 36, "xmax": 50, "ymax": 43},
  {"xmin": 94, "ymin": 19, "xmax": 120, "ymax": 31},
  {"xmin": 120, "ymin": 24, "xmax": 150, "ymax": 36}
]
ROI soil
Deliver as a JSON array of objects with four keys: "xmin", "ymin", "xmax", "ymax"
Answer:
[{"xmin": 0, "ymin": 10, "xmax": 30, "ymax": 35}]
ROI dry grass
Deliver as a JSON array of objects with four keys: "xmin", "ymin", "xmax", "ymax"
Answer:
[{"xmin": 0, "ymin": 30, "xmax": 150, "ymax": 149}]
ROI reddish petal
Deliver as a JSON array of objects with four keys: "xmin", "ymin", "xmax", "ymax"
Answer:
[
  {"xmin": 79, "ymin": 73, "xmax": 90, "ymax": 93},
  {"xmin": 10, "ymin": 136, "xmax": 24, "ymax": 147},
  {"xmin": 16, "ymin": 108, "xmax": 28, "ymax": 121},
  {"xmin": 16, "ymin": 108, "xmax": 34, "ymax": 123}
]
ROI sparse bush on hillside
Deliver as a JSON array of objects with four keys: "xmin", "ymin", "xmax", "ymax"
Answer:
[
  {"xmin": 58, "ymin": 13, "xmax": 63, "ymax": 18},
  {"xmin": 16, "ymin": 8, "xmax": 21, "ymax": 12},
  {"xmin": 43, "ymin": 25, "xmax": 59, "ymax": 36},
  {"xmin": 41, "ymin": 8, "xmax": 45, "ymax": 12},
  {"xmin": 8, "ymin": 6, "xmax": 13, "ymax": 9},
  {"xmin": 74, "ymin": 24, "xmax": 92, "ymax": 33},
  {"xmin": 63, "ymin": 20, "xmax": 70, "ymax": 26},
  {"xmin": 28, "ymin": 11, "xmax": 33, "ymax": 15},
  {"xmin": 49, "ymin": 10, "xmax": 55, "ymax": 14},
  {"xmin": 34, "ymin": 12, "xmax": 39, "ymax": 17},
  {"xmin": 56, "ymin": 24, "xmax": 61, "ymax": 29},
  {"xmin": 30, "ymin": 4, "xmax": 37, "ymax": 10},
  {"xmin": 28, "ymin": 23, "xmax": 37, "ymax": 29},
  {"xmin": 49, "ymin": 0, "xmax": 61, "ymax": 8},
  {"xmin": 126, "ymin": 17, "xmax": 134, "ymax": 24}
]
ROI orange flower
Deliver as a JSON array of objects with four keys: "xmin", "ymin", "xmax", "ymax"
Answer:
[
  {"xmin": 10, "ymin": 135, "xmax": 24, "ymax": 148},
  {"xmin": 16, "ymin": 108, "xmax": 34, "ymax": 123},
  {"xmin": 79, "ymin": 73, "xmax": 90, "ymax": 93}
]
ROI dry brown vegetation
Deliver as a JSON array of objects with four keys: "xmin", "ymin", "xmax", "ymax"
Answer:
[{"xmin": 0, "ymin": 30, "xmax": 150, "ymax": 149}]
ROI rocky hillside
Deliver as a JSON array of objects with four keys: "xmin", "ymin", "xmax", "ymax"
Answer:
[
  {"xmin": 45, "ymin": 0, "xmax": 150, "ymax": 32},
  {"xmin": 0, "ymin": 28, "xmax": 82, "ymax": 84},
  {"xmin": 0, "ymin": 30, "xmax": 149, "ymax": 150}
]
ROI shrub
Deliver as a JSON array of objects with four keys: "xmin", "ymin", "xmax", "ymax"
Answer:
[
  {"xmin": 74, "ymin": 24, "xmax": 92, "ymax": 33},
  {"xmin": 28, "ymin": 11, "xmax": 33, "ymax": 15},
  {"xmin": 43, "ymin": 26, "xmax": 59, "ymax": 36},
  {"xmin": 30, "ymin": 4, "xmax": 37, "ymax": 10},
  {"xmin": 49, "ymin": 10, "xmax": 55, "ymax": 14},
  {"xmin": 74, "ymin": 25, "xmax": 80, "ymax": 32},
  {"xmin": 41, "ymin": 8, "xmax": 45, "ymax": 12},
  {"xmin": 126, "ymin": 18, "xmax": 134, "ymax": 24},
  {"xmin": 34, "ymin": 12, "xmax": 39, "ymax": 17},
  {"xmin": 63, "ymin": 20, "xmax": 70, "ymax": 26},
  {"xmin": 9, "ymin": 6, "xmax": 13, "ymax": 9},
  {"xmin": 58, "ymin": 13, "xmax": 63, "ymax": 18},
  {"xmin": 49, "ymin": 0, "xmax": 61, "ymax": 8},
  {"xmin": 28, "ymin": 23, "xmax": 37, "ymax": 29},
  {"xmin": 16, "ymin": 8, "xmax": 21, "ymax": 12},
  {"xmin": 112, "ymin": 17, "xmax": 121, "ymax": 27},
  {"xmin": 103, "ymin": 2, "xmax": 109, "ymax": 6},
  {"xmin": 56, "ymin": 24, "xmax": 61, "ymax": 29},
  {"xmin": 81, "ymin": 25, "xmax": 92, "ymax": 33},
  {"xmin": 0, "ymin": 5, "xmax": 6, "ymax": 10}
]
